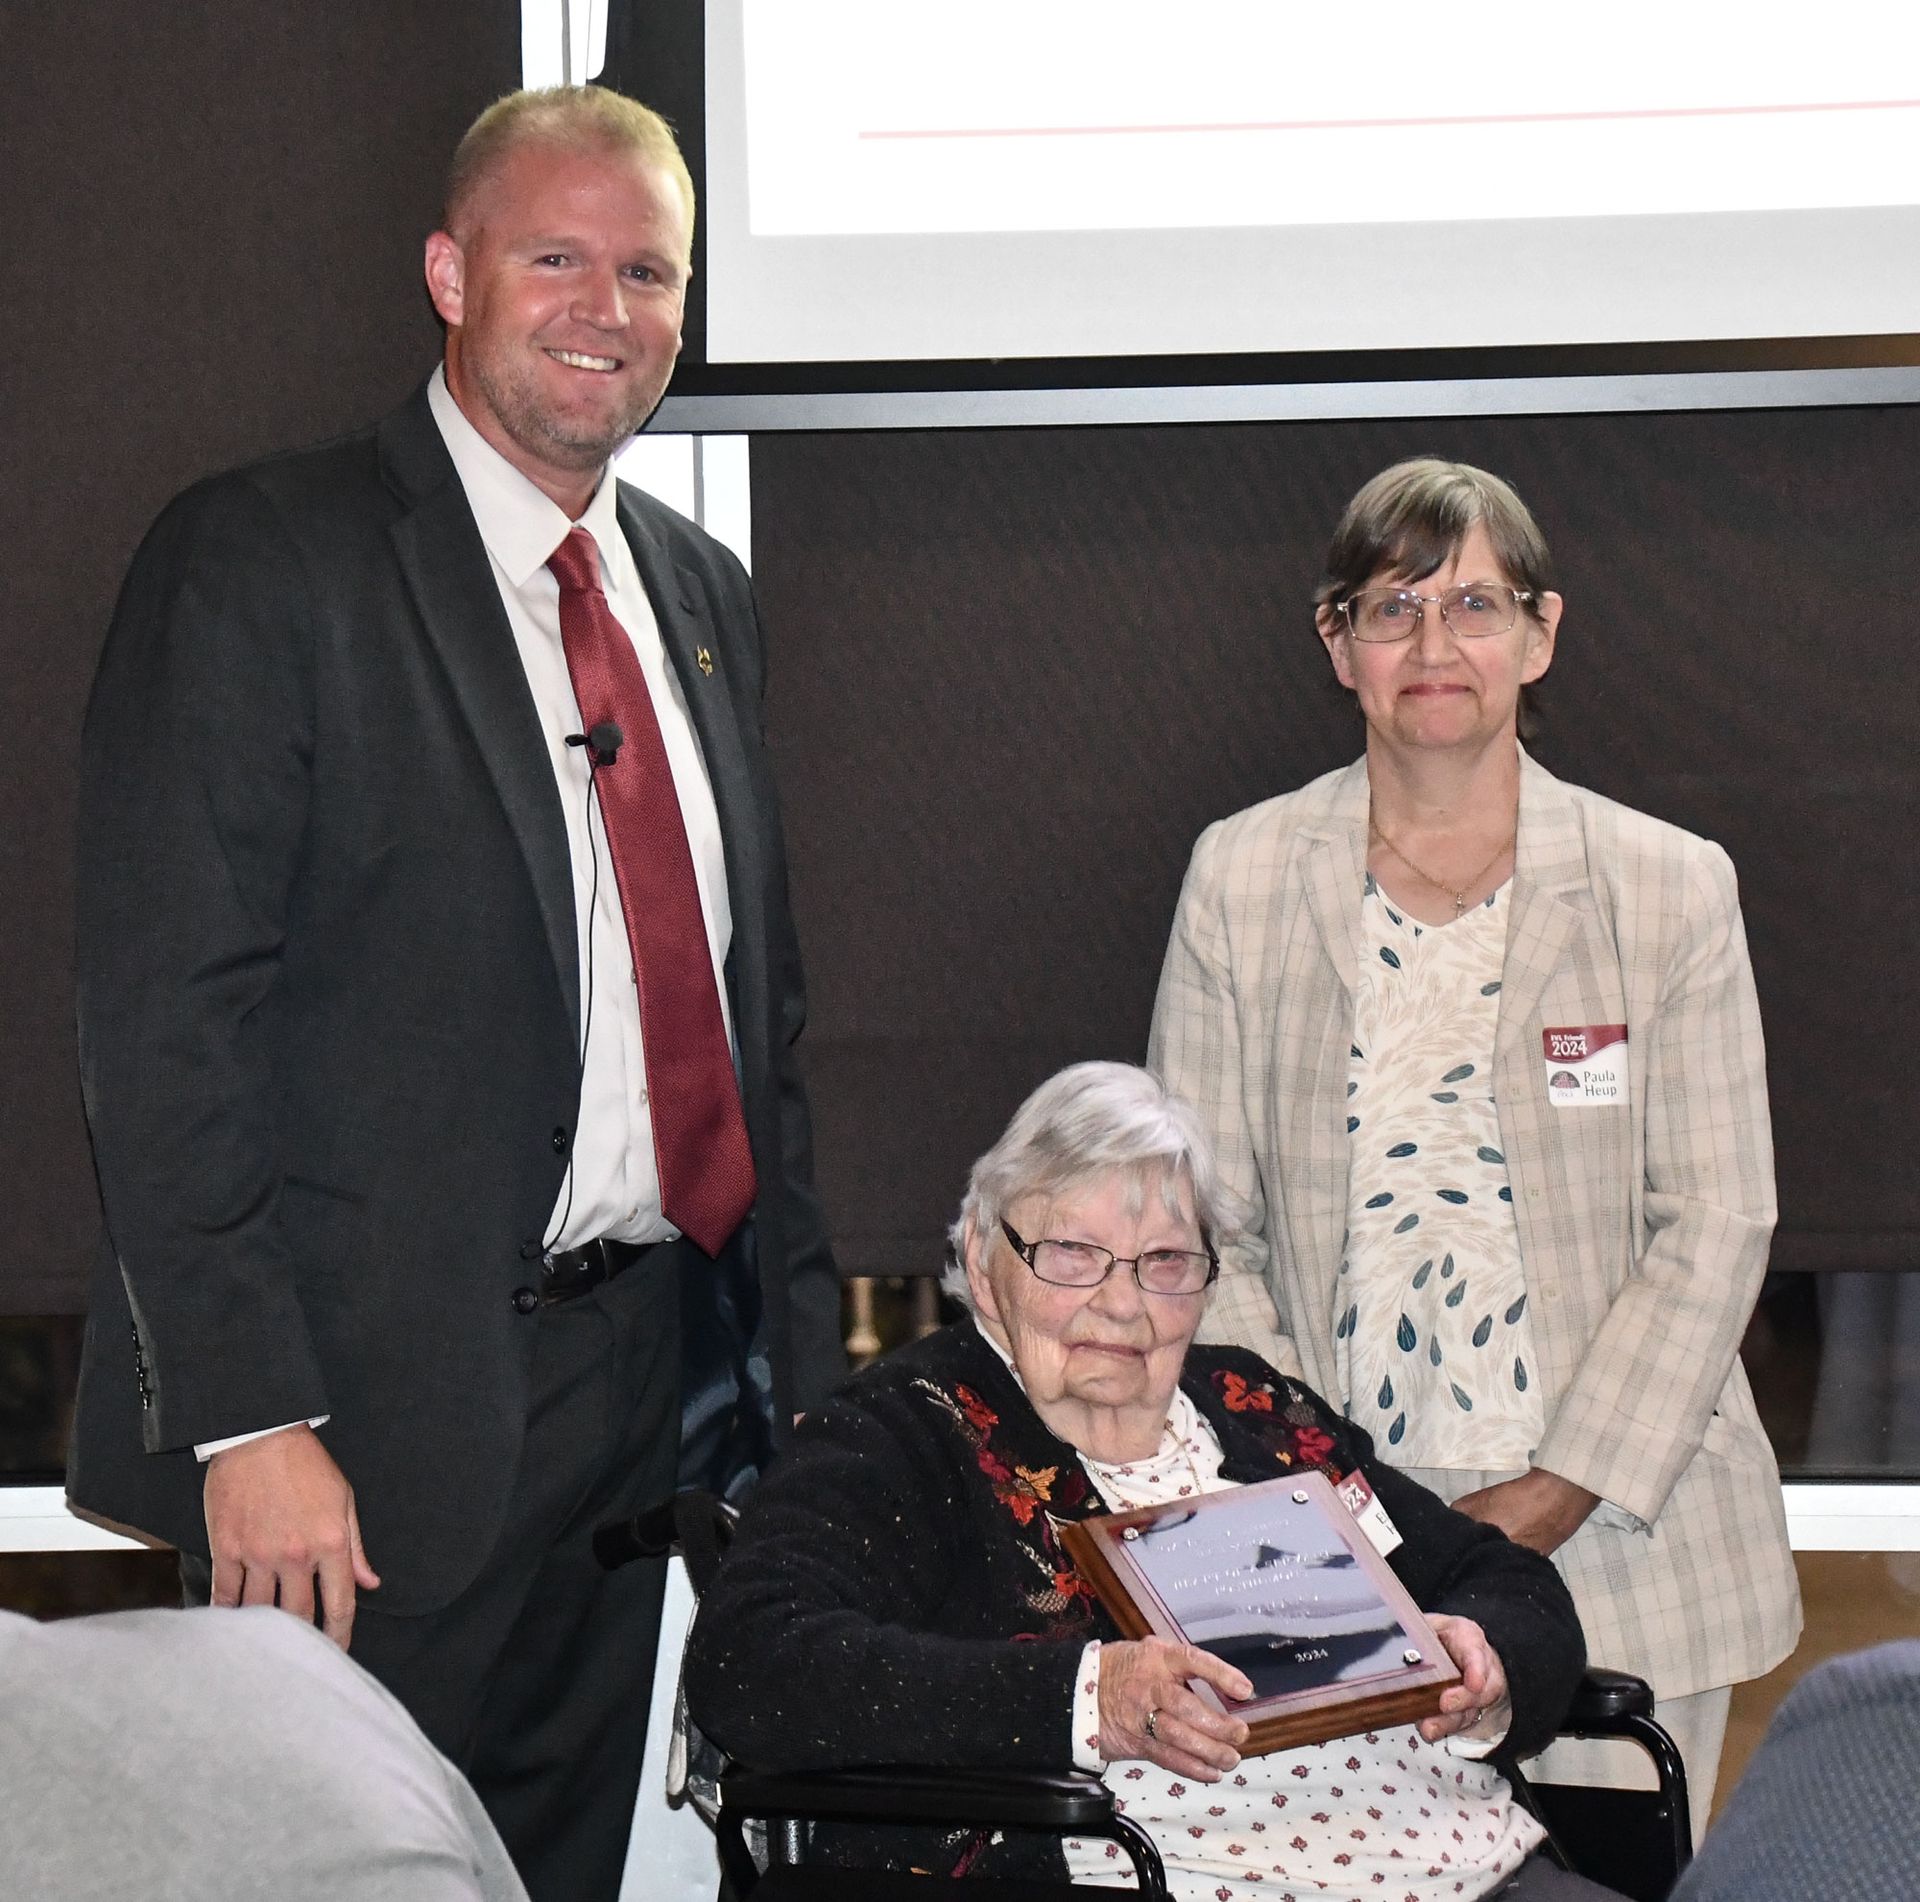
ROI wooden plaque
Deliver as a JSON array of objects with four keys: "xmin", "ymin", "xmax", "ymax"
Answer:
[{"xmin": 1059, "ymin": 1470, "xmax": 1460, "ymax": 1754}]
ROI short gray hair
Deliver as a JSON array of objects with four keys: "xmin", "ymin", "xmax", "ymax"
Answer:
[{"xmin": 941, "ymin": 1062, "xmax": 1236, "ymax": 1309}]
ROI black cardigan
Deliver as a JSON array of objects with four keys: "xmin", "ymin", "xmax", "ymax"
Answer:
[{"xmin": 685, "ymin": 1322, "xmax": 1585, "ymax": 1878}]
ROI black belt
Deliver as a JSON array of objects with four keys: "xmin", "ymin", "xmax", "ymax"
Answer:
[{"xmin": 540, "ymin": 1237, "xmax": 658, "ymax": 1305}]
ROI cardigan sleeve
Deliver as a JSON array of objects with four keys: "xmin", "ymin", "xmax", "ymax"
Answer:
[
  {"xmin": 1359, "ymin": 1421, "xmax": 1589, "ymax": 1760},
  {"xmin": 683, "ymin": 1381, "xmax": 1087, "ymax": 1773}
]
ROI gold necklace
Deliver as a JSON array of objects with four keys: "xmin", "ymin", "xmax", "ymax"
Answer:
[{"xmin": 1370, "ymin": 819, "xmax": 1514, "ymax": 918}]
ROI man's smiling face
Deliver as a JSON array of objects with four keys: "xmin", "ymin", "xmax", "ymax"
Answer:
[{"xmin": 426, "ymin": 135, "xmax": 691, "ymax": 512}]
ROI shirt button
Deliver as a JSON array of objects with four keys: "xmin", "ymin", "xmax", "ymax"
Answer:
[
  {"xmin": 551, "ymin": 1126, "xmax": 569, "ymax": 1153},
  {"xmin": 510, "ymin": 1287, "xmax": 540, "ymax": 1315}
]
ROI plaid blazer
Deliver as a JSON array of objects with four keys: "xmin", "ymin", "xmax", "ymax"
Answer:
[{"xmin": 1149, "ymin": 750, "xmax": 1801, "ymax": 1700}]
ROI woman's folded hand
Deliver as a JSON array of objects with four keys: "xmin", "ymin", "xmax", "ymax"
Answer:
[
  {"xmin": 1419, "ymin": 1613, "xmax": 1513, "ymax": 1745},
  {"xmin": 1097, "ymin": 1636, "xmax": 1253, "ymax": 1780}
]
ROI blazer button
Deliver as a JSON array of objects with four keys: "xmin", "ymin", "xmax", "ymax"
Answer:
[
  {"xmin": 551, "ymin": 1126, "xmax": 569, "ymax": 1153},
  {"xmin": 518, "ymin": 1239, "xmax": 542, "ymax": 1261},
  {"xmin": 511, "ymin": 1287, "xmax": 540, "ymax": 1315}
]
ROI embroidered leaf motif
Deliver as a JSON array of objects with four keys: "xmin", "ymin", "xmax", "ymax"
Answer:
[
  {"xmin": 1352, "ymin": 1043, "xmax": 1365, "ymax": 1059},
  {"xmin": 1411, "ymin": 1258, "xmax": 1433, "ymax": 1290},
  {"xmin": 1387, "ymin": 907, "xmax": 1403, "ymax": 926},
  {"xmin": 1016, "ymin": 1464, "xmax": 1059, "ymax": 1500},
  {"xmin": 1504, "ymin": 1294, "xmax": 1527, "ymax": 1324},
  {"xmin": 1347, "ymin": 1080, "xmax": 1358, "ymax": 1097},
  {"xmin": 1514, "ymin": 1357, "xmax": 1529, "ymax": 1392},
  {"xmin": 1440, "ymin": 1063, "xmax": 1475, "ymax": 1083},
  {"xmin": 1348, "ymin": 1115, "xmax": 1361, "ymax": 1133},
  {"xmin": 1436, "ymin": 1188, "xmax": 1469, "ymax": 1205},
  {"xmin": 1386, "ymin": 1141, "xmax": 1417, "ymax": 1158},
  {"xmin": 1396, "ymin": 1314, "xmax": 1417, "ymax": 1352},
  {"xmin": 1441, "ymin": 1252, "xmax": 1455, "ymax": 1277},
  {"xmin": 1471, "ymin": 1315, "xmax": 1492, "ymax": 1348},
  {"xmin": 1430, "ymin": 1091, "xmax": 1459, "ymax": 1104},
  {"xmin": 1451, "ymin": 1382, "xmax": 1474, "ymax": 1410},
  {"xmin": 1429, "ymin": 1337, "xmax": 1443, "ymax": 1366},
  {"xmin": 1444, "ymin": 1280, "xmax": 1467, "ymax": 1309},
  {"xmin": 1389, "ymin": 1412, "xmax": 1407, "ymax": 1444},
  {"xmin": 1498, "ymin": 1186, "xmax": 1513, "ymax": 1201},
  {"xmin": 1393, "ymin": 1213, "xmax": 1420, "ymax": 1234},
  {"xmin": 1379, "ymin": 946, "xmax": 1401, "ymax": 969},
  {"xmin": 1365, "ymin": 1191, "xmax": 1394, "ymax": 1208},
  {"xmin": 1481, "ymin": 980, "xmax": 1502, "ymax": 995},
  {"xmin": 1476, "ymin": 1145, "xmax": 1505, "ymax": 1165},
  {"xmin": 1378, "ymin": 1376, "xmax": 1393, "ymax": 1409}
]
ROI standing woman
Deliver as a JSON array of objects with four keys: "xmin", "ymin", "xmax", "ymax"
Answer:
[{"xmin": 1149, "ymin": 458, "xmax": 1799, "ymax": 1821}]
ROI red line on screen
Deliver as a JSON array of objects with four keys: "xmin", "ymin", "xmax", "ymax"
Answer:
[{"xmin": 860, "ymin": 98, "xmax": 1920, "ymax": 141}]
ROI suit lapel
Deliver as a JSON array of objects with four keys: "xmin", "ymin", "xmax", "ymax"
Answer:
[
  {"xmin": 380, "ymin": 399, "xmax": 580, "ymax": 1036},
  {"xmin": 616, "ymin": 490, "xmax": 766, "ymax": 1043}
]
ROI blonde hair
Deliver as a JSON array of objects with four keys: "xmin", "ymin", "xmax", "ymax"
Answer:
[{"xmin": 443, "ymin": 84, "xmax": 695, "ymax": 249}]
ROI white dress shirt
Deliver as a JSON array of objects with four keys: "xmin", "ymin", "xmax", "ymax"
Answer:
[
  {"xmin": 427, "ymin": 367, "xmax": 733, "ymax": 1250},
  {"xmin": 196, "ymin": 371, "xmax": 732, "ymax": 1460}
]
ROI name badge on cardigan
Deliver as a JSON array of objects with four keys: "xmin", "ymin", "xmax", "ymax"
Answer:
[{"xmin": 1543, "ymin": 1024, "xmax": 1629, "ymax": 1108}]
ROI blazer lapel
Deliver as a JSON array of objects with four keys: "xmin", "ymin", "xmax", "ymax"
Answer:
[
  {"xmin": 379, "ymin": 399, "xmax": 580, "ymax": 1036},
  {"xmin": 1281, "ymin": 763, "xmax": 1370, "ymax": 1381},
  {"xmin": 616, "ymin": 490, "xmax": 766, "ymax": 1043},
  {"xmin": 1494, "ymin": 752, "xmax": 1589, "ymax": 1069}
]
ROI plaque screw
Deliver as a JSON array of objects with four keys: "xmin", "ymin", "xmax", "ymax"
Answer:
[
  {"xmin": 1291, "ymin": 1490, "xmax": 1309, "ymax": 1504},
  {"xmin": 1402, "ymin": 1648, "xmax": 1423, "ymax": 1665},
  {"xmin": 1122, "ymin": 1526, "xmax": 1140, "ymax": 1541}
]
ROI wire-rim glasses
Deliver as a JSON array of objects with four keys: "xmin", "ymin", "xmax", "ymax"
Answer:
[
  {"xmin": 1337, "ymin": 581, "xmax": 1535, "ymax": 643},
  {"xmin": 999, "ymin": 1218, "xmax": 1219, "ymax": 1296}
]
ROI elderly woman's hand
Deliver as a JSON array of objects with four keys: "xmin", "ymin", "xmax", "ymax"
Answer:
[
  {"xmin": 1098, "ymin": 1636, "xmax": 1253, "ymax": 1780},
  {"xmin": 1417, "ymin": 1613, "xmax": 1513, "ymax": 1746}
]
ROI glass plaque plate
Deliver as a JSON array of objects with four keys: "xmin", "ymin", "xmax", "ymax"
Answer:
[{"xmin": 1060, "ymin": 1470, "xmax": 1461, "ymax": 1753}]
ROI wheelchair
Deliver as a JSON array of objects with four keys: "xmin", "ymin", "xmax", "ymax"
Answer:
[{"xmin": 603, "ymin": 1493, "xmax": 1691, "ymax": 1902}]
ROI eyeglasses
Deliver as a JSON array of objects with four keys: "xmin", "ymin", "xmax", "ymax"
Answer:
[
  {"xmin": 999, "ymin": 1218, "xmax": 1219, "ymax": 1296},
  {"xmin": 1336, "ymin": 581, "xmax": 1535, "ymax": 644}
]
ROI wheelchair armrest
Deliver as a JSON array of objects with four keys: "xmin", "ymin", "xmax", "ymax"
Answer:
[
  {"xmin": 1564, "ymin": 1667, "xmax": 1655, "ymax": 1730},
  {"xmin": 720, "ymin": 1763, "xmax": 1117, "ymax": 1832}
]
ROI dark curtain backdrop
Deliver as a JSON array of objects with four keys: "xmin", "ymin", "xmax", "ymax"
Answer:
[
  {"xmin": 751, "ymin": 413, "xmax": 1920, "ymax": 1278},
  {"xmin": 1, "ymin": 3, "xmax": 519, "ymax": 1313}
]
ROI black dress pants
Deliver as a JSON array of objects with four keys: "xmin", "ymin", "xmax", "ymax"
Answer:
[{"xmin": 185, "ymin": 1243, "xmax": 685, "ymax": 1902}]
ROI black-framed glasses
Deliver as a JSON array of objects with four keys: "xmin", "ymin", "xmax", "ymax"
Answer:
[
  {"xmin": 999, "ymin": 1218, "xmax": 1219, "ymax": 1296},
  {"xmin": 1336, "ymin": 581, "xmax": 1535, "ymax": 643}
]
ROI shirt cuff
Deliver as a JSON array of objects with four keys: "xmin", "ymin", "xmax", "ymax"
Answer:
[
  {"xmin": 195, "ymin": 1417, "xmax": 330, "ymax": 1462},
  {"xmin": 1447, "ymin": 1713, "xmax": 1512, "ymax": 1759},
  {"xmin": 1071, "ymin": 1640, "xmax": 1105, "ymax": 1771}
]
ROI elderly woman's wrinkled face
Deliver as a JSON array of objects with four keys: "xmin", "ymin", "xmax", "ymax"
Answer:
[{"xmin": 968, "ymin": 1168, "xmax": 1207, "ymax": 1432}]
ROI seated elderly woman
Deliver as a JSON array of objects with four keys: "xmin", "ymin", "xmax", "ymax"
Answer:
[{"xmin": 686, "ymin": 1063, "xmax": 1619, "ymax": 1901}]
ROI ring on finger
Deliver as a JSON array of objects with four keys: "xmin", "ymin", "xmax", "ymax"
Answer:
[{"xmin": 1145, "ymin": 1708, "xmax": 1159, "ymax": 1742}]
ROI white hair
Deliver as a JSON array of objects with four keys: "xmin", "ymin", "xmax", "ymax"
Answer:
[{"xmin": 940, "ymin": 1062, "xmax": 1238, "ymax": 1310}]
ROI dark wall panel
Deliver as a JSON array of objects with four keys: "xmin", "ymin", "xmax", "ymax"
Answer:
[
  {"xmin": 752, "ymin": 411, "xmax": 1920, "ymax": 1278},
  {"xmin": 2, "ymin": 3, "xmax": 519, "ymax": 1312}
]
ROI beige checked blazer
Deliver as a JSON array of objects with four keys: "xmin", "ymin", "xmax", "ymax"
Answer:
[{"xmin": 1150, "ymin": 751, "xmax": 1802, "ymax": 1700}]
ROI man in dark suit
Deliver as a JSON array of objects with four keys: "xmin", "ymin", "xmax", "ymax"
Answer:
[{"xmin": 68, "ymin": 85, "xmax": 843, "ymax": 1900}]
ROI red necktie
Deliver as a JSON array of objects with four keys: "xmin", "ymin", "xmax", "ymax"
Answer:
[{"xmin": 548, "ymin": 526, "xmax": 756, "ymax": 1256}]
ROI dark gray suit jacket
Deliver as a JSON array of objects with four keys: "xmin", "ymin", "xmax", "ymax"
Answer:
[{"xmin": 69, "ymin": 383, "xmax": 843, "ymax": 1613}]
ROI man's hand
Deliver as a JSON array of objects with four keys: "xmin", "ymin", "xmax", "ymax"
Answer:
[
  {"xmin": 203, "ymin": 1425, "xmax": 379, "ymax": 1649},
  {"xmin": 1098, "ymin": 1635, "xmax": 1252, "ymax": 1781},
  {"xmin": 1418, "ymin": 1614, "xmax": 1513, "ymax": 1745},
  {"xmin": 1452, "ymin": 1467, "xmax": 1598, "ymax": 1556}
]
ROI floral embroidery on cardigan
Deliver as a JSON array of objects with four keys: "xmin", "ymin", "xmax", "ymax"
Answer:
[
  {"xmin": 1209, "ymin": 1368, "xmax": 1346, "ymax": 1476},
  {"xmin": 913, "ymin": 1377, "xmax": 1099, "ymax": 1624}
]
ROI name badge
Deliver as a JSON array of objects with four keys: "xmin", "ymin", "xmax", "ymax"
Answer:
[
  {"xmin": 1336, "ymin": 1469, "xmax": 1403, "ymax": 1556},
  {"xmin": 1543, "ymin": 1024, "xmax": 1628, "ymax": 1108}
]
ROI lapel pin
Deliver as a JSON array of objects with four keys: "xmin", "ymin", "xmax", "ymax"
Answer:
[{"xmin": 696, "ymin": 645, "xmax": 714, "ymax": 677}]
